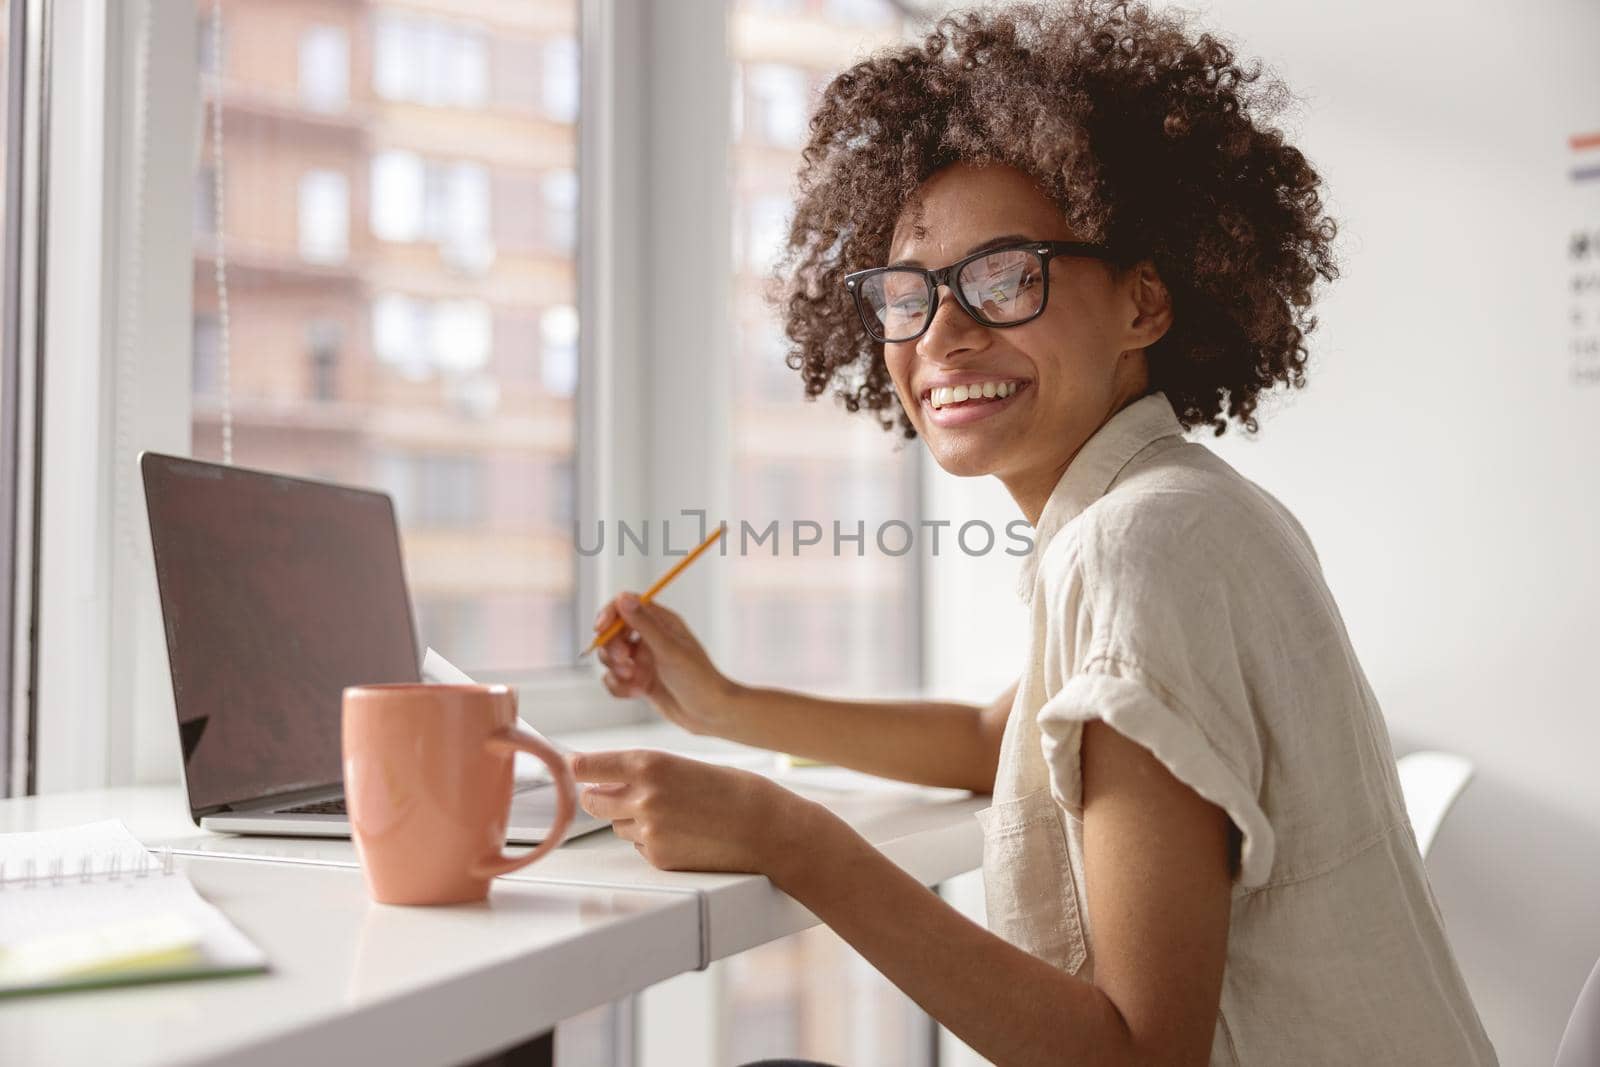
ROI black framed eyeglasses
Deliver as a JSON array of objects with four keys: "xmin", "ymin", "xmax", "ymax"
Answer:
[{"xmin": 844, "ymin": 240, "xmax": 1115, "ymax": 344}]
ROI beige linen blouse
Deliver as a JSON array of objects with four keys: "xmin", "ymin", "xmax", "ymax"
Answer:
[{"xmin": 980, "ymin": 389, "xmax": 1498, "ymax": 1064}]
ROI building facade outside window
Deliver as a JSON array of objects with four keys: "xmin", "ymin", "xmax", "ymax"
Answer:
[{"xmin": 192, "ymin": 0, "xmax": 580, "ymax": 674}]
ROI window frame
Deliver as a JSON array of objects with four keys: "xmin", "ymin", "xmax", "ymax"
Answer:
[{"xmin": 2, "ymin": 0, "xmax": 44, "ymax": 797}]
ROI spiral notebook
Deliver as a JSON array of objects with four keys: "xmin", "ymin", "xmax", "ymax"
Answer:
[{"xmin": 0, "ymin": 820, "xmax": 267, "ymax": 998}]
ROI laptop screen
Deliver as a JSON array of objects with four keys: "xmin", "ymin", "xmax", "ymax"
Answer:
[{"xmin": 141, "ymin": 453, "xmax": 420, "ymax": 816}]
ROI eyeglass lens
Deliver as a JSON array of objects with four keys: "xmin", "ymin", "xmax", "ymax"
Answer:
[{"xmin": 859, "ymin": 248, "xmax": 1046, "ymax": 341}]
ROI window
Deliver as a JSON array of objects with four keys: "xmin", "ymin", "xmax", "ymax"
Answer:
[
  {"xmin": 194, "ymin": 0, "xmax": 580, "ymax": 675},
  {"xmin": 298, "ymin": 25, "xmax": 349, "ymax": 112},
  {"xmin": 370, "ymin": 150, "xmax": 424, "ymax": 242},
  {"xmin": 307, "ymin": 320, "xmax": 341, "ymax": 402},
  {"xmin": 540, "ymin": 305, "xmax": 578, "ymax": 397},
  {"xmin": 371, "ymin": 151, "xmax": 492, "ymax": 264},
  {"xmin": 373, "ymin": 10, "xmax": 488, "ymax": 108},
  {"xmin": 371, "ymin": 294, "xmax": 492, "ymax": 379},
  {"xmin": 542, "ymin": 170, "xmax": 577, "ymax": 253},
  {"xmin": 541, "ymin": 38, "xmax": 578, "ymax": 122},
  {"xmin": 297, "ymin": 169, "xmax": 349, "ymax": 264}
]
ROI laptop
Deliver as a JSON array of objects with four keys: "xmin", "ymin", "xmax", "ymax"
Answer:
[{"xmin": 140, "ymin": 451, "xmax": 605, "ymax": 844}]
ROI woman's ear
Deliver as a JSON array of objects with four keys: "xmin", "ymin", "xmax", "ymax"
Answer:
[{"xmin": 1126, "ymin": 260, "xmax": 1174, "ymax": 347}]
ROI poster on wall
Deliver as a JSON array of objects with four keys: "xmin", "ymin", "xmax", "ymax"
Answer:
[{"xmin": 1571, "ymin": 129, "xmax": 1600, "ymax": 387}]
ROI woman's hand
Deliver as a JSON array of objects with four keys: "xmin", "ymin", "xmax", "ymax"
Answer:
[
  {"xmin": 592, "ymin": 593, "xmax": 741, "ymax": 737},
  {"xmin": 569, "ymin": 749, "xmax": 831, "ymax": 877}
]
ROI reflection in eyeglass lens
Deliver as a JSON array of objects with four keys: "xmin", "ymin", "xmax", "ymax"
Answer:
[
  {"xmin": 959, "ymin": 250, "xmax": 1043, "ymax": 323},
  {"xmin": 865, "ymin": 271, "xmax": 931, "ymax": 337}
]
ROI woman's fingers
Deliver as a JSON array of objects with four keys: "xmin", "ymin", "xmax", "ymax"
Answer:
[
  {"xmin": 568, "ymin": 751, "xmax": 795, "ymax": 874},
  {"xmin": 598, "ymin": 640, "xmax": 635, "ymax": 678},
  {"xmin": 616, "ymin": 595, "xmax": 673, "ymax": 648},
  {"xmin": 578, "ymin": 782, "xmax": 636, "ymax": 821},
  {"xmin": 629, "ymin": 639, "xmax": 657, "ymax": 680}
]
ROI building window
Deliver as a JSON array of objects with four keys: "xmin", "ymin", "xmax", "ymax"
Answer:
[
  {"xmin": 298, "ymin": 169, "xmax": 349, "ymax": 265},
  {"xmin": 541, "ymin": 170, "xmax": 577, "ymax": 253},
  {"xmin": 370, "ymin": 150, "xmax": 424, "ymax": 242},
  {"xmin": 371, "ymin": 151, "xmax": 493, "ymax": 270},
  {"xmin": 298, "ymin": 24, "xmax": 349, "ymax": 112},
  {"xmin": 540, "ymin": 37, "xmax": 578, "ymax": 122},
  {"xmin": 373, "ymin": 10, "xmax": 488, "ymax": 108},
  {"xmin": 373, "ymin": 295, "xmax": 492, "ymax": 379},
  {"xmin": 431, "ymin": 162, "xmax": 493, "ymax": 273},
  {"xmin": 307, "ymin": 320, "xmax": 341, "ymax": 402},
  {"xmin": 430, "ymin": 300, "xmax": 493, "ymax": 374},
  {"xmin": 539, "ymin": 305, "xmax": 578, "ymax": 397}
]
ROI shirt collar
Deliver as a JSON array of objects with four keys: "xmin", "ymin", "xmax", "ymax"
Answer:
[{"xmin": 1016, "ymin": 390, "xmax": 1186, "ymax": 604}]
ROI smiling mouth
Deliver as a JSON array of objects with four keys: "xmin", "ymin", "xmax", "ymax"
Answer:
[{"xmin": 921, "ymin": 379, "xmax": 1029, "ymax": 411}]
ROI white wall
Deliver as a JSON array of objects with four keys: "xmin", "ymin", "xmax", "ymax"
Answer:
[{"xmin": 927, "ymin": 2, "xmax": 1600, "ymax": 1063}]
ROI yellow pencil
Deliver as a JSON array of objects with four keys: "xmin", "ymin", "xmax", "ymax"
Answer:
[{"xmin": 578, "ymin": 524, "xmax": 725, "ymax": 659}]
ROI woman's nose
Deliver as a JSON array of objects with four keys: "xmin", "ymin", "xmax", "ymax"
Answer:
[{"xmin": 916, "ymin": 288, "xmax": 989, "ymax": 361}]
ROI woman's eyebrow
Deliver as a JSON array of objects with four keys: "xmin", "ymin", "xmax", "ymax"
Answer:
[{"xmin": 888, "ymin": 233, "xmax": 1034, "ymax": 269}]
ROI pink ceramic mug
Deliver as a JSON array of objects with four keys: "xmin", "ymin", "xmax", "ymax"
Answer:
[{"xmin": 341, "ymin": 683, "xmax": 576, "ymax": 905}]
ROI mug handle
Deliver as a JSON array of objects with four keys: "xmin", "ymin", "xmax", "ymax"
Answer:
[{"xmin": 470, "ymin": 727, "xmax": 577, "ymax": 880}]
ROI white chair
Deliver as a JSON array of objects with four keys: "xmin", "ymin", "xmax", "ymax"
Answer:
[
  {"xmin": 1555, "ymin": 954, "xmax": 1600, "ymax": 1067},
  {"xmin": 1395, "ymin": 750, "xmax": 1475, "ymax": 859}
]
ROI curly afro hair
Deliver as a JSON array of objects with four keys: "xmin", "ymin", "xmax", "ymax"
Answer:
[{"xmin": 775, "ymin": 0, "xmax": 1341, "ymax": 438}]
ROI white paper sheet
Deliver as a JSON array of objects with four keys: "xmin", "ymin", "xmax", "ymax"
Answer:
[{"xmin": 421, "ymin": 647, "xmax": 574, "ymax": 786}]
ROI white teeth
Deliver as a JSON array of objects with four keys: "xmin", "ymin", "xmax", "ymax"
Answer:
[{"xmin": 927, "ymin": 380, "xmax": 1022, "ymax": 410}]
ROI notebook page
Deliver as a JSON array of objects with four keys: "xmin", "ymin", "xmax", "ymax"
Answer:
[
  {"xmin": 0, "ymin": 820, "xmax": 266, "ymax": 996},
  {"xmin": 0, "ymin": 819, "xmax": 155, "ymax": 885}
]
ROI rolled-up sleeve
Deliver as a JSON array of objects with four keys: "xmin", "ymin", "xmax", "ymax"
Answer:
[{"xmin": 1035, "ymin": 496, "xmax": 1277, "ymax": 888}]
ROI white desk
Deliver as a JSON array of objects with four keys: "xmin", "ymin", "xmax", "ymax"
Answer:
[
  {"xmin": 0, "ymin": 857, "xmax": 697, "ymax": 1067},
  {"xmin": 0, "ymin": 724, "xmax": 986, "ymax": 1066}
]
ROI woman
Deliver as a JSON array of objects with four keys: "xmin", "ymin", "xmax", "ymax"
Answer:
[{"xmin": 572, "ymin": 2, "xmax": 1498, "ymax": 1063}]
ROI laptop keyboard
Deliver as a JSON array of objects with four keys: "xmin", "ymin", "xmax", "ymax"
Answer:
[
  {"xmin": 280, "ymin": 796, "xmax": 347, "ymax": 815},
  {"xmin": 279, "ymin": 778, "xmax": 547, "ymax": 816}
]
